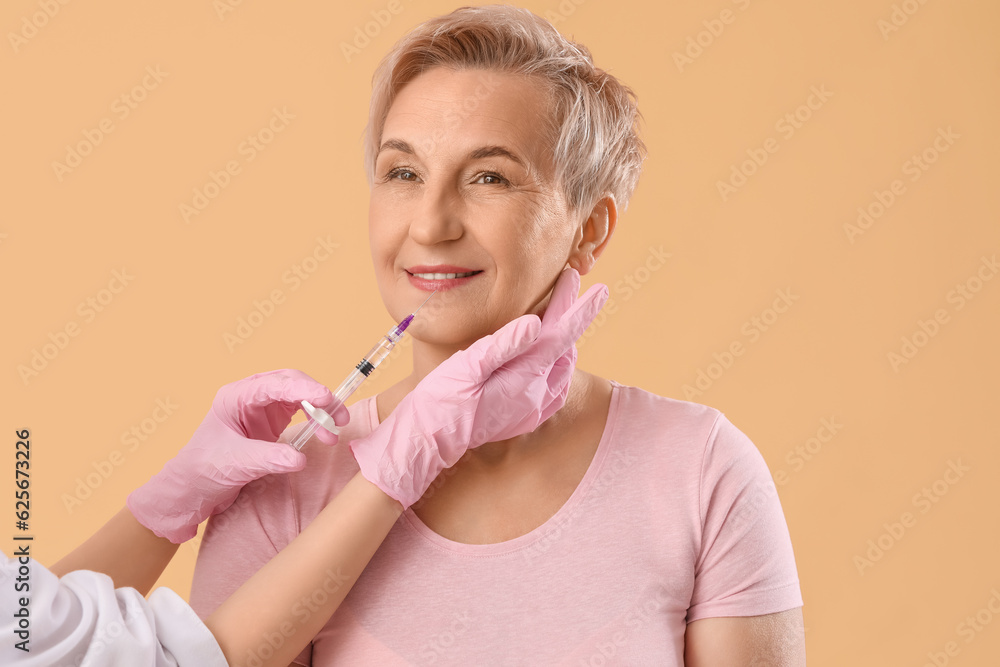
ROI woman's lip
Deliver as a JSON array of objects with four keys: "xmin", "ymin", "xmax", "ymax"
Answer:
[
  {"xmin": 406, "ymin": 271, "xmax": 482, "ymax": 292},
  {"xmin": 406, "ymin": 265, "xmax": 478, "ymax": 273}
]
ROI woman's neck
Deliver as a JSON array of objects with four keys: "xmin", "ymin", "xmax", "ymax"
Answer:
[
  {"xmin": 375, "ymin": 366, "xmax": 596, "ymax": 469},
  {"xmin": 409, "ymin": 337, "xmax": 484, "ymax": 385}
]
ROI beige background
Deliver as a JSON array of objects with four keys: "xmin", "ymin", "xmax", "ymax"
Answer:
[{"xmin": 3, "ymin": 0, "xmax": 999, "ymax": 664}]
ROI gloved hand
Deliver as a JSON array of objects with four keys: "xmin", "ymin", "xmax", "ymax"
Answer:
[
  {"xmin": 350, "ymin": 267, "xmax": 608, "ymax": 509},
  {"xmin": 127, "ymin": 369, "xmax": 349, "ymax": 543}
]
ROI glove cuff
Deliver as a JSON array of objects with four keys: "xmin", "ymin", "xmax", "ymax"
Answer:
[
  {"xmin": 126, "ymin": 490, "xmax": 198, "ymax": 544},
  {"xmin": 349, "ymin": 409, "xmax": 446, "ymax": 510}
]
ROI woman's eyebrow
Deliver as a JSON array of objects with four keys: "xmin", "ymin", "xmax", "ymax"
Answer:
[
  {"xmin": 467, "ymin": 145, "xmax": 526, "ymax": 169},
  {"xmin": 378, "ymin": 139, "xmax": 526, "ymax": 169},
  {"xmin": 378, "ymin": 138, "xmax": 414, "ymax": 156}
]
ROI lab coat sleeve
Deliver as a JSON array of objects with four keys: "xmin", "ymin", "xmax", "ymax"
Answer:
[{"xmin": 0, "ymin": 554, "xmax": 228, "ymax": 667}]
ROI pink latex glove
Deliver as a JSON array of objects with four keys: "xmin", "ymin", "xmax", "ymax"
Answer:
[
  {"xmin": 350, "ymin": 267, "xmax": 608, "ymax": 509},
  {"xmin": 127, "ymin": 369, "xmax": 349, "ymax": 543}
]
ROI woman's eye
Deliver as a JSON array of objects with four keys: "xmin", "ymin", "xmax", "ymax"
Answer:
[
  {"xmin": 386, "ymin": 167, "xmax": 418, "ymax": 182},
  {"xmin": 475, "ymin": 172, "xmax": 508, "ymax": 186}
]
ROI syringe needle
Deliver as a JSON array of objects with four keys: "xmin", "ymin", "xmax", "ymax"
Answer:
[{"xmin": 413, "ymin": 290, "xmax": 437, "ymax": 315}]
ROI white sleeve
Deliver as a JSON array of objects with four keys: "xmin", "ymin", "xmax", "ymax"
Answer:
[{"xmin": 0, "ymin": 554, "xmax": 228, "ymax": 667}]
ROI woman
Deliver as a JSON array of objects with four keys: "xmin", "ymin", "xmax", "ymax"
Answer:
[{"xmin": 191, "ymin": 5, "xmax": 806, "ymax": 665}]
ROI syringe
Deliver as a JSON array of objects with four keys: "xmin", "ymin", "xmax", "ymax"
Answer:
[{"xmin": 287, "ymin": 291, "xmax": 437, "ymax": 451}]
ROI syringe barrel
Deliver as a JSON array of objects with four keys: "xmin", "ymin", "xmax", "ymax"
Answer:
[
  {"xmin": 332, "ymin": 368, "xmax": 366, "ymax": 403},
  {"xmin": 351, "ymin": 334, "xmax": 398, "ymax": 380},
  {"xmin": 288, "ymin": 420, "xmax": 318, "ymax": 451},
  {"xmin": 289, "ymin": 332, "xmax": 401, "ymax": 451}
]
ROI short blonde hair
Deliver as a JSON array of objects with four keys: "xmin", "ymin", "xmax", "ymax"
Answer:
[{"xmin": 363, "ymin": 4, "xmax": 647, "ymax": 214}]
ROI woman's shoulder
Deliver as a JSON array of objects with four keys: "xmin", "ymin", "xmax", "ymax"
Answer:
[
  {"xmin": 609, "ymin": 379, "xmax": 724, "ymax": 432},
  {"xmin": 606, "ymin": 380, "xmax": 769, "ymax": 479},
  {"xmin": 598, "ymin": 378, "xmax": 761, "ymax": 477}
]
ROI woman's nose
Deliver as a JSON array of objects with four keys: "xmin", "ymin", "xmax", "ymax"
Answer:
[{"xmin": 408, "ymin": 185, "xmax": 464, "ymax": 246}]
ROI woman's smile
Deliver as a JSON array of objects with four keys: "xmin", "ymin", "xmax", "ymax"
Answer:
[{"xmin": 405, "ymin": 265, "xmax": 485, "ymax": 291}]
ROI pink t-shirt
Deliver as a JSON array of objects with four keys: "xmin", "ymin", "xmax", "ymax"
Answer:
[{"xmin": 190, "ymin": 381, "xmax": 803, "ymax": 666}]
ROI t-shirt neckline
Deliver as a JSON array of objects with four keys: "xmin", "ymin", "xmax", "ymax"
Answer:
[{"xmin": 364, "ymin": 380, "xmax": 625, "ymax": 557}]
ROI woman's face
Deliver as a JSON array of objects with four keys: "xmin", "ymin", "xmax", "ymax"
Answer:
[{"xmin": 369, "ymin": 67, "xmax": 581, "ymax": 347}]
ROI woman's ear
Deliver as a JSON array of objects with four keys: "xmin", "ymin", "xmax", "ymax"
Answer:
[{"xmin": 567, "ymin": 194, "xmax": 618, "ymax": 275}]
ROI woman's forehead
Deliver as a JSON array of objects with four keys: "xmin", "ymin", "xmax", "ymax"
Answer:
[{"xmin": 381, "ymin": 69, "xmax": 554, "ymax": 168}]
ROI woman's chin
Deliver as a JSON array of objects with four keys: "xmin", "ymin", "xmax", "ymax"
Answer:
[
  {"xmin": 407, "ymin": 319, "xmax": 501, "ymax": 350},
  {"xmin": 409, "ymin": 330, "xmax": 477, "ymax": 350}
]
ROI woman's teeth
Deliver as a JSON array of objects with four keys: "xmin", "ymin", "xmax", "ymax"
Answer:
[{"xmin": 411, "ymin": 271, "xmax": 478, "ymax": 279}]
